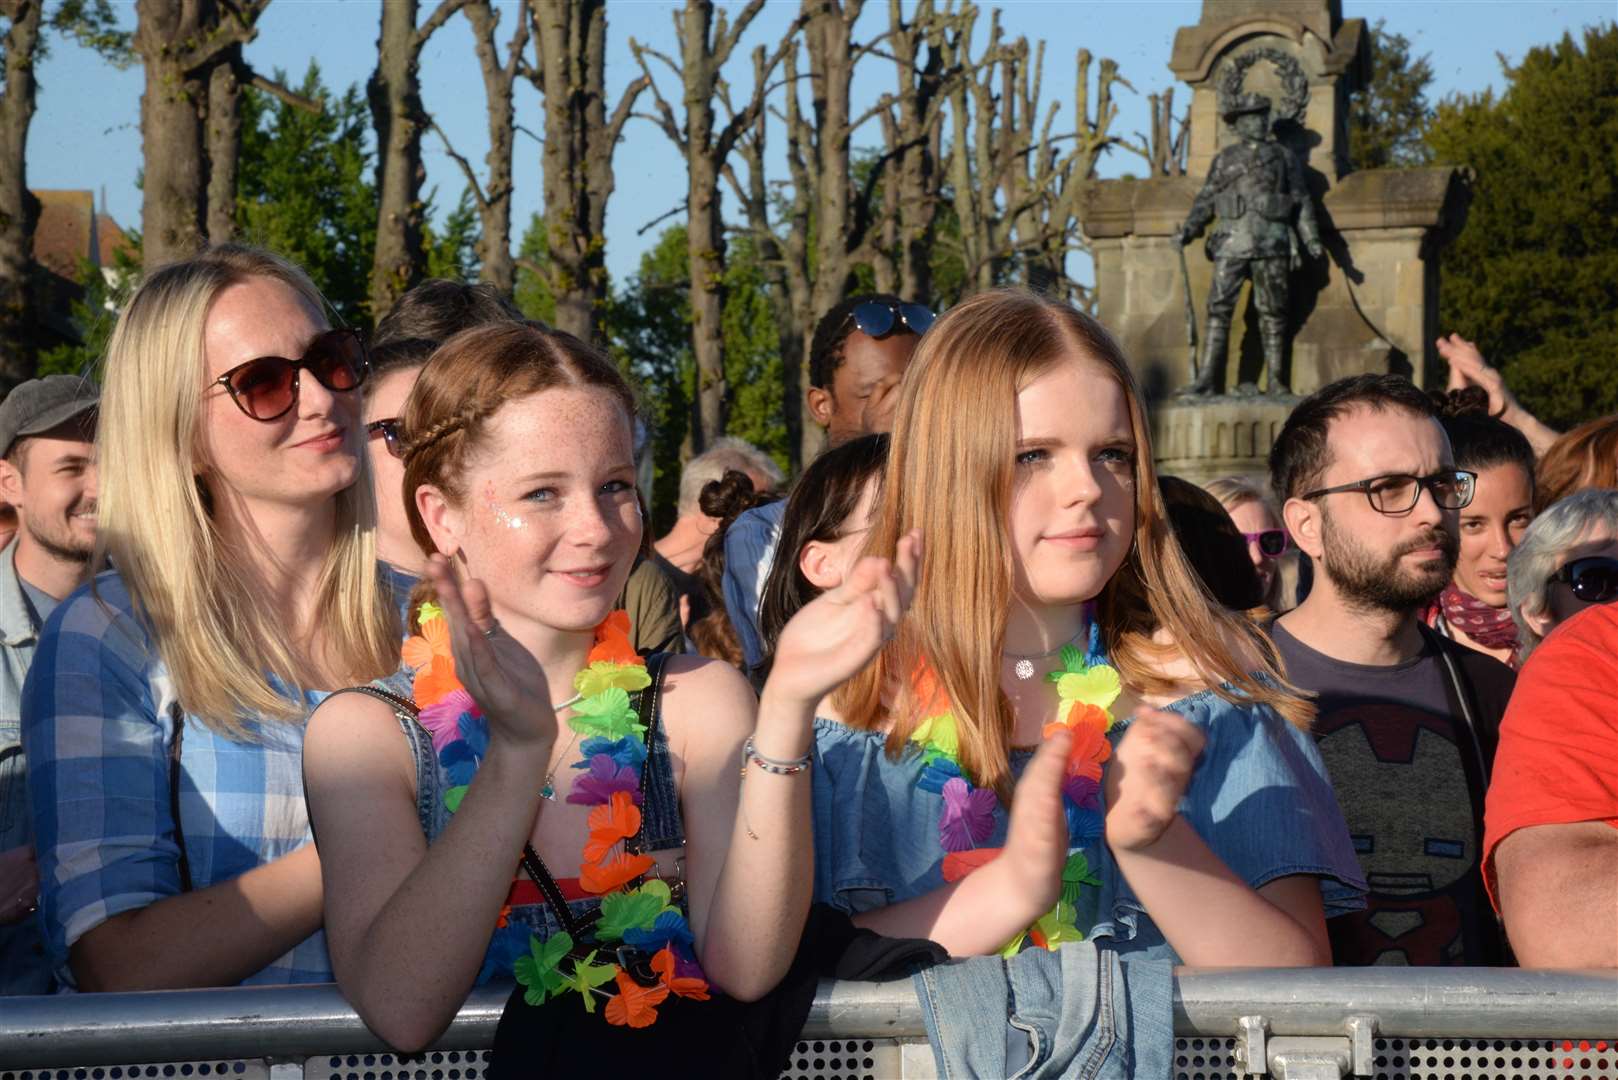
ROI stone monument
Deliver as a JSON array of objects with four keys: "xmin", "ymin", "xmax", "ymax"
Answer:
[{"xmin": 1082, "ymin": 0, "xmax": 1472, "ymax": 484}]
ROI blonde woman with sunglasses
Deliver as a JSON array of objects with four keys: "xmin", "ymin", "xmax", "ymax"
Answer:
[{"xmin": 20, "ymin": 245, "xmax": 399, "ymax": 990}]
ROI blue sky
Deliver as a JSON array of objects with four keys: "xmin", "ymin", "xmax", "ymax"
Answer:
[{"xmin": 23, "ymin": 0, "xmax": 1614, "ymax": 284}]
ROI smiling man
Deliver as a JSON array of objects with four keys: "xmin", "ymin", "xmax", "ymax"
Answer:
[
  {"xmin": 1267, "ymin": 374, "xmax": 1515, "ymax": 968},
  {"xmin": 0, "ymin": 375, "xmax": 99, "ymax": 994}
]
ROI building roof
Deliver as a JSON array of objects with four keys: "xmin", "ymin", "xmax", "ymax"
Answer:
[{"xmin": 30, "ymin": 189, "xmax": 132, "ymax": 281}]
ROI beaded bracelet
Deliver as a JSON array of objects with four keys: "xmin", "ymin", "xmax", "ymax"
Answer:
[{"xmin": 742, "ymin": 735, "xmax": 812, "ymax": 775}]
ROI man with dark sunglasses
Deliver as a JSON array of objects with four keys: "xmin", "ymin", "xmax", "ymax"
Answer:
[
  {"xmin": 723, "ymin": 294, "xmax": 933, "ymax": 676},
  {"xmin": 1267, "ymin": 373, "xmax": 1516, "ymax": 969}
]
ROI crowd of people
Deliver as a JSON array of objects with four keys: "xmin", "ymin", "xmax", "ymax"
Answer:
[{"xmin": 0, "ymin": 243, "xmax": 1613, "ymax": 1074}]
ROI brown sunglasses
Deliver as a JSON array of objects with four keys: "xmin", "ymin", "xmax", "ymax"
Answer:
[{"xmin": 213, "ymin": 328, "xmax": 370, "ymax": 422}]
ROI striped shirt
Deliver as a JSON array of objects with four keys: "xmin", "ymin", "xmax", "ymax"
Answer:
[{"xmin": 21, "ymin": 570, "xmax": 333, "ymax": 988}]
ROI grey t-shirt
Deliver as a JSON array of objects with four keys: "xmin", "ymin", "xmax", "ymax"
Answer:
[{"xmin": 1271, "ymin": 621, "xmax": 1498, "ymax": 966}]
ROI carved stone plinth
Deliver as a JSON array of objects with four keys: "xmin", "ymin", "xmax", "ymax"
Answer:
[{"xmin": 1152, "ymin": 396, "xmax": 1297, "ymax": 486}]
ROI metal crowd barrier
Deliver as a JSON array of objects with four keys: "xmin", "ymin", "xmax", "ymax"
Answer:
[{"xmin": 1, "ymin": 970, "xmax": 1614, "ymax": 1080}]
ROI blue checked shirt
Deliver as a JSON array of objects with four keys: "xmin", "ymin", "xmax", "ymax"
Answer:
[{"xmin": 20, "ymin": 570, "xmax": 333, "ymax": 988}]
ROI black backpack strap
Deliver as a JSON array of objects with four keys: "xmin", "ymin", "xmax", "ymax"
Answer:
[{"xmin": 168, "ymin": 702, "xmax": 193, "ymax": 893}]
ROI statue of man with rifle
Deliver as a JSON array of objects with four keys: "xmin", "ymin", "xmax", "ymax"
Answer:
[{"xmin": 1177, "ymin": 91, "xmax": 1324, "ymax": 396}]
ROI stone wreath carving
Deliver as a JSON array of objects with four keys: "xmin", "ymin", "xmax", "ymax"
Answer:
[{"xmin": 1217, "ymin": 47, "xmax": 1310, "ymax": 123}]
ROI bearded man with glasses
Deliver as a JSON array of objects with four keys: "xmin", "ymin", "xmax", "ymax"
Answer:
[{"xmin": 1267, "ymin": 374, "xmax": 1516, "ymax": 968}]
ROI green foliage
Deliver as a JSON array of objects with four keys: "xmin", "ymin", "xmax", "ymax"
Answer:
[
  {"xmin": 33, "ymin": 240, "xmax": 140, "ymax": 380},
  {"xmin": 235, "ymin": 63, "xmax": 377, "ymax": 326},
  {"xmin": 513, "ymin": 212, "xmax": 557, "ymax": 326},
  {"xmin": 423, "ymin": 187, "xmax": 481, "ymax": 283},
  {"xmin": 1348, "ymin": 20, "xmax": 1436, "ymax": 170},
  {"xmin": 718, "ymin": 235, "xmax": 786, "ymax": 475},
  {"xmin": 606, "ymin": 225, "xmax": 789, "ymax": 530},
  {"xmin": 1426, "ymin": 24, "xmax": 1618, "ymax": 429},
  {"xmin": 32, "ymin": 0, "xmax": 131, "ymax": 65},
  {"xmin": 606, "ymin": 225, "xmax": 693, "ymax": 532}
]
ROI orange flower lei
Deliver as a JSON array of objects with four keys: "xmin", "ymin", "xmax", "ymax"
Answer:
[{"xmin": 404, "ymin": 606, "xmax": 709, "ymax": 1023}]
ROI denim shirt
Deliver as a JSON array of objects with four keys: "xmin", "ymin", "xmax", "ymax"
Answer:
[
  {"xmin": 812, "ymin": 682, "xmax": 1366, "ymax": 962},
  {"xmin": 0, "ymin": 536, "xmax": 53, "ymax": 994}
]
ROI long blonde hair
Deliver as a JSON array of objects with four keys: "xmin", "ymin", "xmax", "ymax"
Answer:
[
  {"xmin": 835, "ymin": 289, "xmax": 1310, "ymax": 801},
  {"xmin": 96, "ymin": 245, "xmax": 399, "ymax": 736}
]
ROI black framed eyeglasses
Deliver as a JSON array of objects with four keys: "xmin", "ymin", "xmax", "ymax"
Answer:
[
  {"xmin": 1549, "ymin": 556, "xmax": 1618, "ymax": 604},
  {"xmin": 212, "ymin": 328, "xmax": 370, "ymax": 422},
  {"xmin": 850, "ymin": 300, "xmax": 935, "ymax": 339},
  {"xmin": 1240, "ymin": 529, "xmax": 1291, "ymax": 558},
  {"xmin": 1301, "ymin": 469, "xmax": 1476, "ymax": 515},
  {"xmin": 367, "ymin": 417, "xmax": 404, "ymax": 460}
]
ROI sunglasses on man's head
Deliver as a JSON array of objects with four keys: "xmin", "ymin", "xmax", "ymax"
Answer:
[
  {"xmin": 367, "ymin": 417, "xmax": 404, "ymax": 459},
  {"xmin": 850, "ymin": 301, "xmax": 935, "ymax": 340},
  {"xmin": 213, "ymin": 328, "xmax": 369, "ymax": 422},
  {"xmin": 1549, "ymin": 555, "xmax": 1618, "ymax": 605},
  {"xmin": 1240, "ymin": 529, "xmax": 1292, "ymax": 558}
]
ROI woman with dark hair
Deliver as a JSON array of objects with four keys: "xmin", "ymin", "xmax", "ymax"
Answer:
[
  {"xmin": 1159, "ymin": 476, "xmax": 1264, "ymax": 612},
  {"xmin": 1427, "ymin": 389, "xmax": 1538, "ymax": 665},
  {"xmin": 686, "ymin": 471, "xmax": 779, "ymax": 668},
  {"xmin": 757, "ymin": 434, "xmax": 889, "ymax": 679}
]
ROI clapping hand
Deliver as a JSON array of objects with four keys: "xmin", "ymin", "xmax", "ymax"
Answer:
[
  {"xmin": 764, "ymin": 530, "xmax": 922, "ymax": 708},
  {"xmin": 1104, "ymin": 707, "xmax": 1207, "ymax": 852},
  {"xmin": 424, "ymin": 554, "xmax": 558, "ymax": 751},
  {"xmin": 995, "ymin": 731, "xmax": 1074, "ymax": 920}
]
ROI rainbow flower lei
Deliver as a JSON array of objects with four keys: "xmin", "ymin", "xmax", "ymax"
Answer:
[
  {"xmin": 404, "ymin": 606, "xmax": 709, "ymax": 1026},
  {"xmin": 910, "ymin": 640, "xmax": 1121, "ymax": 954}
]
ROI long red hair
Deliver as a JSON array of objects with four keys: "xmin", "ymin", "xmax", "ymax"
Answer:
[{"xmin": 833, "ymin": 289, "xmax": 1310, "ymax": 802}]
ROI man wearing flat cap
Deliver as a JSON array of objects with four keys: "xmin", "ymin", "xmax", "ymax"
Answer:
[
  {"xmin": 1179, "ymin": 91, "xmax": 1324, "ymax": 397},
  {"xmin": 0, "ymin": 374, "xmax": 99, "ymax": 994}
]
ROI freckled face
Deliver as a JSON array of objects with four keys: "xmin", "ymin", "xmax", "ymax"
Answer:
[
  {"xmin": 1008, "ymin": 356, "xmax": 1137, "ymax": 607},
  {"xmin": 452, "ymin": 387, "xmax": 641, "ymax": 633}
]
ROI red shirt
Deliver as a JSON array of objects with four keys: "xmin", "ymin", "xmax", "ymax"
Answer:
[{"xmin": 1482, "ymin": 603, "xmax": 1618, "ymax": 912}]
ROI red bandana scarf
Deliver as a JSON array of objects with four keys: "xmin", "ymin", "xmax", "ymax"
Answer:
[{"xmin": 1438, "ymin": 583, "xmax": 1520, "ymax": 657}]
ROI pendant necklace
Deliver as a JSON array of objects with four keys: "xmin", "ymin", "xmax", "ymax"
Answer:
[
  {"xmin": 1003, "ymin": 627, "xmax": 1086, "ymax": 681},
  {"xmin": 538, "ymin": 691, "xmax": 583, "ymax": 801}
]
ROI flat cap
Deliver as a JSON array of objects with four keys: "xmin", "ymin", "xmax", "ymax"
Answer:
[{"xmin": 0, "ymin": 375, "xmax": 99, "ymax": 457}]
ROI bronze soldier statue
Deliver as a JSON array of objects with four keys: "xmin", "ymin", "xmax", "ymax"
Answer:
[{"xmin": 1178, "ymin": 92, "xmax": 1323, "ymax": 396}]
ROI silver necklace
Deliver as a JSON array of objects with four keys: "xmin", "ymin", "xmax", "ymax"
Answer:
[
  {"xmin": 538, "ymin": 692, "xmax": 583, "ymax": 801},
  {"xmin": 1003, "ymin": 631, "xmax": 1084, "ymax": 681}
]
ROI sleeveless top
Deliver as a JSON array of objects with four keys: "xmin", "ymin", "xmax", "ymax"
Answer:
[{"xmin": 368, "ymin": 656, "xmax": 686, "ymax": 983}]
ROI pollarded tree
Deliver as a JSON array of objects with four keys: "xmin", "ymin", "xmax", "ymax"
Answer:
[
  {"xmin": 522, "ymin": 0, "xmax": 647, "ymax": 342},
  {"xmin": 368, "ymin": 0, "xmax": 467, "ymax": 318},
  {"xmin": 0, "ymin": 0, "xmax": 124, "ymax": 387},
  {"xmin": 132, "ymin": 0, "xmax": 318, "ymax": 271},
  {"xmin": 629, "ymin": 0, "xmax": 800, "ymax": 454}
]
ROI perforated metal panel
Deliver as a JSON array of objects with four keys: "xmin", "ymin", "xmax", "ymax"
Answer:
[
  {"xmin": 1176, "ymin": 1036, "xmax": 1243, "ymax": 1080},
  {"xmin": 301, "ymin": 1051, "xmax": 489, "ymax": 1080},
  {"xmin": 777, "ymin": 1039, "xmax": 908, "ymax": 1080},
  {"xmin": 1374, "ymin": 1038, "xmax": 1617, "ymax": 1080},
  {"xmin": 1, "ymin": 1063, "xmax": 266, "ymax": 1080}
]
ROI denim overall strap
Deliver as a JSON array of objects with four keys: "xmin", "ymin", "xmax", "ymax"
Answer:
[{"xmin": 634, "ymin": 652, "xmax": 684, "ymax": 853}]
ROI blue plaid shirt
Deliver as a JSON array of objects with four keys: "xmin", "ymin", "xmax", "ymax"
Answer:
[{"xmin": 20, "ymin": 570, "xmax": 333, "ymax": 988}]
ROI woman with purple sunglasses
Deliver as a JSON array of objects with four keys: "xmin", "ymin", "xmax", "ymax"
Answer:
[{"xmin": 1203, "ymin": 475, "xmax": 1297, "ymax": 612}]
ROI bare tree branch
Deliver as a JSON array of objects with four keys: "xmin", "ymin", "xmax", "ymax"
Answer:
[
  {"xmin": 241, "ymin": 63, "xmax": 321, "ymax": 113},
  {"xmin": 415, "ymin": 0, "xmax": 469, "ymax": 49}
]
